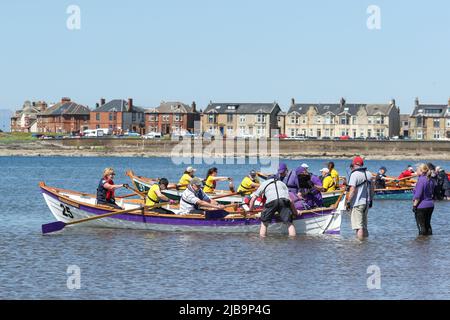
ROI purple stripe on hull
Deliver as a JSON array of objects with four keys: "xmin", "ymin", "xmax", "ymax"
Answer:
[{"xmin": 42, "ymin": 188, "xmax": 335, "ymax": 227}]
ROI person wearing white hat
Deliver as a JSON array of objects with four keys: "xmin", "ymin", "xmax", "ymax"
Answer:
[
  {"xmin": 301, "ymin": 163, "xmax": 309, "ymax": 171},
  {"xmin": 177, "ymin": 166, "xmax": 197, "ymax": 190},
  {"xmin": 320, "ymin": 167, "xmax": 336, "ymax": 192}
]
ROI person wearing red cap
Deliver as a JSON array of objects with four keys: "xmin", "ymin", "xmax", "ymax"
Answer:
[{"xmin": 346, "ymin": 156, "xmax": 375, "ymax": 240}]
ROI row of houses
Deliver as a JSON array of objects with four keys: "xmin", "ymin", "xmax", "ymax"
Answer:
[{"xmin": 10, "ymin": 97, "xmax": 450, "ymax": 140}]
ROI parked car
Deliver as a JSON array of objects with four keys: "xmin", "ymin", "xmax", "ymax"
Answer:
[
  {"xmin": 202, "ymin": 132, "xmax": 215, "ymax": 140},
  {"xmin": 320, "ymin": 136, "xmax": 331, "ymax": 140},
  {"xmin": 274, "ymin": 133, "xmax": 288, "ymax": 139},
  {"xmin": 125, "ymin": 131, "xmax": 141, "ymax": 137},
  {"xmin": 143, "ymin": 132, "xmax": 162, "ymax": 139},
  {"xmin": 339, "ymin": 135, "xmax": 351, "ymax": 140}
]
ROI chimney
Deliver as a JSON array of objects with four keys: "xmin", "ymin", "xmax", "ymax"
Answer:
[
  {"xmin": 390, "ymin": 99, "xmax": 396, "ymax": 107},
  {"xmin": 191, "ymin": 101, "xmax": 197, "ymax": 113},
  {"xmin": 340, "ymin": 97, "xmax": 346, "ymax": 107},
  {"xmin": 415, "ymin": 97, "xmax": 419, "ymax": 107},
  {"xmin": 448, "ymin": 97, "xmax": 450, "ymax": 107},
  {"xmin": 291, "ymin": 98, "xmax": 295, "ymax": 106},
  {"xmin": 95, "ymin": 103, "xmax": 99, "ymax": 109},
  {"xmin": 100, "ymin": 98, "xmax": 106, "ymax": 106},
  {"xmin": 127, "ymin": 98, "xmax": 133, "ymax": 112},
  {"xmin": 61, "ymin": 97, "xmax": 71, "ymax": 103}
]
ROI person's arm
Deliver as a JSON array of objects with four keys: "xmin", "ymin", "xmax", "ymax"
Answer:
[
  {"xmin": 413, "ymin": 179, "xmax": 424, "ymax": 208},
  {"xmin": 103, "ymin": 182, "xmax": 126, "ymax": 190},
  {"xmin": 248, "ymin": 195, "xmax": 257, "ymax": 211},
  {"xmin": 197, "ymin": 199, "xmax": 224, "ymax": 209},
  {"xmin": 155, "ymin": 188, "xmax": 170, "ymax": 202},
  {"xmin": 212, "ymin": 176, "xmax": 231, "ymax": 182},
  {"xmin": 248, "ymin": 184, "xmax": 264, "ymax": 210}
]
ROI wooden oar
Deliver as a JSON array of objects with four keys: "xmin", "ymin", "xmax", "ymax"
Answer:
[
  {"xmin": 124, "ymin": 184, "xmax": 145, "ymax": 199},
  {"xmin": 210, "ymin": 192, "xmax": 240, "ymax": 200},
  {"xmin": 42, "ymin": 206, "xmax": 144, "ymax": 234}
]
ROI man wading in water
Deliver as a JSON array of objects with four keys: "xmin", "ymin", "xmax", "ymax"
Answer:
[
  {"xmin": 249, "ymin": 177, "xmax": 297, "ymax": 237},
  {"xmin": 346, "ymin": 156, "xmax": 375, "ymax": 240}
]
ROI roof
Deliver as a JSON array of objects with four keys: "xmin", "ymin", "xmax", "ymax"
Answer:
[
  {"xmin": 411, "ymin": 104, "xmax": 448, "ymax": 117},
  {"xmin": 39, "ymin": 101, "xmax": 90, "ymax": 116},
  {"xmin": 95, "ymin": 100, "xmax": 145, "ymax": 113},
  {"xmin": 287, "ymin": 102, "xmax": 396, "ymax": 116},
  {"xmin": 146, "ymin": 101, "xmax": 195, "ymax": 114},
  {"xmin": 204, "ymin": 102, "xmax": 279, "ymax": 114}
]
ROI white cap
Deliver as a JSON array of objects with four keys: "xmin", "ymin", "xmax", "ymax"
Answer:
[
  {"xmin": 301, "ymin": 163, "xmax": 309, "ymax": 168},
  {"xmin": 186, "ymin": 166, "xmax": 196, "ymax": 173},
  {"xmin": 320, "ymin": 168, "xmax": 329, "ymax": 174}
]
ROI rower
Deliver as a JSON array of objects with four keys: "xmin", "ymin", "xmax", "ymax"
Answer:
[
  {"xmin": 146, "ymin": 178, "xmax": 176, "ymax": 213},
  {"xmin": 327, "ymin": 161, "xmax": 340, "ymax": 186},
  {"xmin": 96, "ymin": 168, "xmax": 128, "ymax": 209},
  {"xmin": 177, "ymin": 166, "xmax": 196, "ymax": 190},
  {"xmin": 320, "ymin": 168, "xmax": 336, "ymax": 192},
  {"xmin": 290, "ymin": 167, "xmax": 323, "ymax": 210},
  {"xmin": 203, "ymin": 167, "xmax": 232, "ymax": 193},
  {"xmin": 237, "ymin": 170, "xmax": 260, "ymax": 195},
  {"xmin": 398, "ymin": 165, "xmax": 415, "ymax": 179},
  {"xmin": 375, "ymin": 167, "xmax": 387, "ymax": 189},
  {"xmin": 179, "ymin": 177, "xmax": 224, "ymax": 214}
]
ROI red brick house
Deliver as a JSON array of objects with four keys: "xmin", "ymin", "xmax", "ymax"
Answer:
[
  {"xmin": 37, "ymin": 98, "xmax": 90, "ymax": 134},
  {"xmin": 145, "ymin": 101, "xmax": 200, "ymax": 135},
  {"xmin": 89, "ymin": 98, "xmax": 146, "ymax": 134}
]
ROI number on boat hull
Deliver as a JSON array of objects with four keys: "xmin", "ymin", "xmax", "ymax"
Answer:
[{"xmin": 60, "ymin": 204, "xmax": 74, "ymax": 219}]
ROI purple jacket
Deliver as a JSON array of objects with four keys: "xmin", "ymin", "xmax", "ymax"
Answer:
[
  {"xmin": 284, "ymin": 170, "xmax": 299, "ymax": 193},
  {"xmin": 413, "ymin": 175, "xmax": 435, "ymax": 209}
]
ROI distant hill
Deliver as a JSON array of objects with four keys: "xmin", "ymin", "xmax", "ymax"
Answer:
[{"xmin": 0, "ymin": 109, "xmax": 13, "ymax": 132}]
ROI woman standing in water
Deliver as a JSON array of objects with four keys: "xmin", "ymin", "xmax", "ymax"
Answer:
[{"xmin": 413, "ymin": 163, "xmax": 436, "ymax": 236}]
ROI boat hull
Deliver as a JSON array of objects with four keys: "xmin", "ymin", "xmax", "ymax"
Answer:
[
  {"xmin": 374, "ymin": 188, "xmax": 413, "ymax": 200},
  {"xmin": 41, "ymin": 185, "xmax": 342, "ymax": 235}
]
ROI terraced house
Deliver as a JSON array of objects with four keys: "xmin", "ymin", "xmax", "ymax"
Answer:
[
  {"xmin": 89, "ymin": 98, "xmax": 146, "ymax": 134},
  {"xmin": 409, "ymin": 98, "xmax": 450, "ymax": 140},
  {"xmin": 285, "ymin": 98, "xmax": 400, "ymax": 138},
  {"xmin": 37, "ymin": 97, "xmax": 90, "ymax": 134},
  {"xmin": 145, "ymin": 101, "xmax": 200, "ymax": 135},
  {"xmin": 201, "ymin": 102, "xmax": 282, "ymax": 138}
]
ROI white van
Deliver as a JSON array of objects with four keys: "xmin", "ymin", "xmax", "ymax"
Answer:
[{"xmin": 83, "ymin": 129, "xmax": 106, "ymax": 137}]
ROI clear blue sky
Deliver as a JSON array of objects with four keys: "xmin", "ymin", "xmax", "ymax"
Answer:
[{"xmin": 0, "ymin": 0, "xmax": 449, "ymax": 113}]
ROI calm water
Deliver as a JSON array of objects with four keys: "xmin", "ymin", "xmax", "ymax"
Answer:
[{"xmin": 1, "ymin": 156, "xmax": 450, "ymax": 300}]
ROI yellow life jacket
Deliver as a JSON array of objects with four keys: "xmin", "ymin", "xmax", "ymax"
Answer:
[
  {"xmin": 146, "ymin": 184, "xmax": 161, "ymax": 206},
  {"xmin": 237, "ymin": 176, "xmax": 258, "ymax": 195},
  {"xmin": 203, "ymin": 175, "xmax": 216, "ymax": 193},
  {"xmin": 178, "ymin": 173, "xmax": 192, "ymax": 190},
  {"xmin": 322, "ymin": 175, "xmax": 336, "ymax": 192}
]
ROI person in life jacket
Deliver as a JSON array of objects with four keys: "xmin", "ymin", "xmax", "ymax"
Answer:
[
  {"xmin": 237, "ymin": 170, "xmax": 260, "ymax": 195},
  {"xmin": 179, "ymin": 177, "xmax": 225, "ymax": 214},
  {"xmin": 145, "ymin": 178, "xmax": 176, "ymax": 213},
  {"xmin": 398, "ymin": 165, "xmax": 416, "ymax": 179},
  {"xmin": 435, "ymin": 166, "xmax": 450, "ymax": 200},
  {"xmin": 96, "ymin": 168, "xmax": 128, "ymax": 209},
  {"xmin": 203, "ymin": 167, "xmax": 233, "ymax": 194},
  {"xmin": 320, "ymin": 168, "xmax": 336, "ymax": 192},
  {"xmin": 346, "ymin": 156, "xmax": 375, "ymax": 240},
  {"xmin": 327, "ymin": 161, "xmax": 340, "ymax": 186},
  {"xmin": 290, "ymin": 167, "xmax": 323, "ymax": 210},
  {"xmin": 177, "ymin": 166, "xmax": 196, "ymax": 190},
  {"xmin": 249, "ymin": 177, "xmax": 297, "ymax": 237},
  {"xmin": 375, "ymin": 167, "xmax": 388, "ymax": 189}
]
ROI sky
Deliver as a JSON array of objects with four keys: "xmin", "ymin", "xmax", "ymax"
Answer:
[{"xmin": 0, "ymin": 0, "xmax": 449, "ymax": 113}]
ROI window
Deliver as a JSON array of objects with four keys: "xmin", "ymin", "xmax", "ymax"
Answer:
[
  {"xmin": 227, "ymin": 114, "xmax": 233, "ymax": 123},
  {"xmin": 317, "ymin": 129, "xmax": 321, "ymax": 137},
  {"xmin": 96, "ymin": 113, "xmax": 100, "ymax": 121},
  {"xmin": 433, "ymin": 130, "xmax": 440, "ymax": 139},
  {"xmin": 417, "ymin": 130, "xmax": 423, "ymax": 139},
  {"xmin": 368, "ymin": 117, "xmax": 373, "ymax": 124},
  {"xmin": 315, "ymin": 116, "xmax": 322, "ymax": 124},
  {"xmin": 416, "ymin": 117, "xmax": 424, "ymax": 127},
  {"xmin": 174, "ymin": 114, "xmax": 181, "ymax": 122},
  {"xmin": 302, "ymin": 117, "xmax": 306, "ymax": 124},
  {"xmin": 239, "ymin": 115, "xmax": 246, "ymax": 123},
  {"xmin": 96, "ymin": 124, "xmax": 100, "ymax": 129},
  {"xmin": 367, "ymin": 129, "xmax": 372, "ymax": 138},
  {"xmin": 447, "ymin": 119, "xmax": 450, "ymax": 128},
  {"xmin": 132, "ymin": 113, "xmax": 136, "ymax": 121},
  {"xmin": 433, "ymin": 119, "xmax": 440, "ymax": 128},
  {"xmin": 290, "ymin": 128, "xmax": 295, "ymax": 137},
  {"xmin": 425, "ymin": 109, "xmax": 443, "ymax": 115},
  {"xmin": 256, "ymin": 114, "xmax": 265, "ymax": 123},
  {"xmin": 149, "ymin": 115, "xmax": 155, "ymax": 121},
  {"xmin": 239, "ymin": 126, "xmax": 246, "ymax": 136},
  {"xmin": 403, "ymin": 121, "xmax": 409, "ymax": 126},
  {"xmin": 109, "ymin": 113, "xmax": 113, "ymax": 121},
  {"xmin": 352, "ymin": 129, "xmax": 357, "ymax": 138},
  {"xmin": 227, "ymin": 126, "xmax": 233, "ymax": 135},
  {"xmin": 324, "ymin": 115, "xmax": 333, "ymax": 125},
  {"xmin": 290, "ymin": 116, "xmax": 299, "ymax": 124},
  {"xmin": 352, "ymin": 116, "xmax": 357, "ymax": 125},
  {"xmin": 340, "ymin": 116, "xmax": 348, "ymax": 125},
  {"xmin": 208, "ymin": 114, "xmax": 217, "ymax": 124},
  {"xmin": 162, "ymin": 115, "xmax": 169, "ymax": 122},
  {"xmin": 376, "ymin": 129, "xmax": 384, "ymax": 137}
]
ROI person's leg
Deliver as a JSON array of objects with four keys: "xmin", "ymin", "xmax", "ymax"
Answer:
[
  {"xmin": 415, "ymin": 208, "xmax": 427, "ymax": 236},
  {"xmin": 260, "ymin": 222, "xmax": 268, "ymax": 237},
  {"xmin": 425, "ymin": 207, "xmax": 434, "ymax": 235},
  {"xmin": 362, "ymin": 205, "xmax": 369, "ymax": 238},
  {"xmin": 280, "ymin": 200, "xmax": 296, "ymax": 237},
  {"xmin": 351, "ymin": 205, "xmax": 366, "ymax": 240}
]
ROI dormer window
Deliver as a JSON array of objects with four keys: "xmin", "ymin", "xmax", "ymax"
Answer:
[{"xmin": 227, "ymin": 105, "xmax": 236, "ymax": 110}]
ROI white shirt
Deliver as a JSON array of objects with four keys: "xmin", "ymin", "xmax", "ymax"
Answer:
[
  {"xmin": 179, "ymin": 186, "xmax": 210, "ymax": 214},
  {"xmin": 251, "ymin": 178, "xmax": 290, "ymax": 203}
]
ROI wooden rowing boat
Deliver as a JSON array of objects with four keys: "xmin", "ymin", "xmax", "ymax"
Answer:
[
  {"xmin": 126, "ymin": 170, "xmax": 343, "ymax": 207},
  {"xmin": 39, "ymin": 182, "xmax": 344, "ymax": 235}
]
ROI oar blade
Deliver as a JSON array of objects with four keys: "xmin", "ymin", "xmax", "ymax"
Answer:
[{"xmin": 42, "ymin": 221, "xmax": 66, "ymax": 234}]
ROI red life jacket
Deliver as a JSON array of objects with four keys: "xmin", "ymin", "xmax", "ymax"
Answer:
[{"xmin": 105, "ymin": 177, "xmax": 115, "ymax": 201}]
